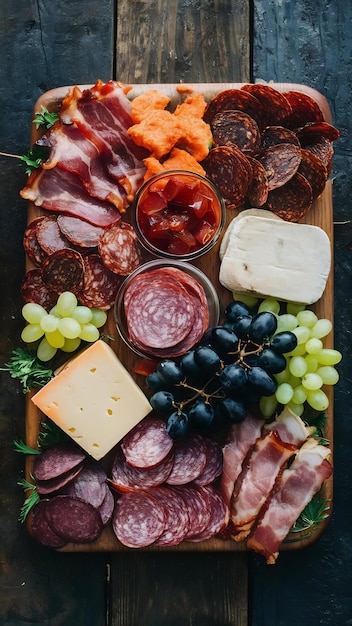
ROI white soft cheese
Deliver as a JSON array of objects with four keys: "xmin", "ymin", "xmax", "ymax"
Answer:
[
  {"xmin": 31, "ymin": 340, "xmax": 152, "ymax": 460},
  {"xmin": 219, "ymin": 213, "xmax": 331, "ymax": 304}
]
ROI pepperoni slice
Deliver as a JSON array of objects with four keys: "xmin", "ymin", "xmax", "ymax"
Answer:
[
  {"xmin": 36, "ymin": 215, "xmax": 76, "ymax": 255},
  {"xmin": 57, "ymin": 214, "xmax": 105, "ymax": 248},
  {"xmin": 33, "ymin": 443, "xmax": 86, "ymax": 482},
  {"xmin": 23, "ymin": 217, "xmax": 48, "ymax": 266},
  {"xmin": 42, "ymin": 248, "xmax": 85, "ymax": 296},
  {"xmin": 258, "ymin": 143, "xmax": 302, "ymax": 191},
  {"xmin": 121, "ymin": 418, "xmax": 174, "ymax": 469},
  {"xmin": 193, "ymin": 439, "xmax": 223, "ymax": 486},
  {"xmin": 79, "ymin": 254, "xmax": 121, "ymax": 310},
  {"xmin": 245, "ymin": 156, "xmax": 269, "ymax": 207},
  {"xmin": 151, "ymin": 486, "xmax": 190, "ymax": 546},
  {"xmin": 211, "ymin": 109, "xmax": 261, "ymax": 154},
  {"xmin": 260, "ymin": 126, "xmax": 300, "ymax": 150},
  {"xmin": 21, "ymin": 268, "xmax": 58, "ymax": 309},
  {"xmin": 165, "ymin": 433, "xmax": 207, "ymax": 485},
  {"xmin": 112, "ymin": 491, "xmax": 166, "ymax": 547},
  {"xmin": 266, "ymin": 172, "xmax": 313, "ymax": 222},
  {"xmin": 298, "ymin": 149, "xmax": 328, "ymax": 200},
  {"xmin": 98, "ymin": 222, "xmax": 141, "ymax": 276},
  {"xmin": 30, "ymin": 500, "xmax": 67, "ymax": 548},
  {"xmin": 45, "ymin": 495, "xmax": 103, "ymax": 543},
  {"xmin": 204, "ymin": 88, "xmax": 265, "ymax": 129},
  {"xmin": 283, "ymin": 90, "xmax": 324, "ymax": 129},
  {"xmin": 241, "ymin": 84, "xmax": 292, "ymax": 127},
  {"xmin": 204, "ymin": 145, "xmax": 252, "ymax": 208}
]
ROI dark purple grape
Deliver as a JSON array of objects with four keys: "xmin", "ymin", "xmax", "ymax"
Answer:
[
  {"xmin": 150, "ymin": 391, "xmax": 175, "ymax": 412},
  {"xmin": 248, "ymin": 311, "xmax": 277, "ymax": 343},
  {"xmin": 188, "ymin": 400, "xmax": 215, "ymax": 429},
  {"xmin": 257, "ymin": 347, "xmax": 287, "ymax": 374},
  {"xmin": 270, "ymin": 331, "xmax": 298, "ymax": 354},
  {"xmin": 219, "ymin": 363, "xmax": 248, "ymax": 392},
  {"xmin": 225, "ymin": 300, "xmax": 252, "ymax": 322},
  {"xmin": 211, "ymin": 327, "xmax": 239, "ymax": 355},
  {"xmin": 166, "ymin": 411, "xmax": 189, "ymax": 437},
  {"xmin": 146, "ymin": 371, "xmax": 168, "ymax": 391},
  {"xmin": 157, "ymin": 360, "xmax": 183, "ymax": 386},
  {"xmin": 247, "ymin": 366, "xmax": 277, "ymax": 396},
  {"xmin": 180, "ymin": 350, "xmax": 204, "ymax": 384},
  {"xmin": 194, "ymin": 345, "xmax": 221, "ymax": 376},
  {"xmin": 231, "ymin": 314, "xmax": 253, "ymax": 339},
  {"xmin": 215, "ymin": 396, "xmax": 247, "ymax": 423}
]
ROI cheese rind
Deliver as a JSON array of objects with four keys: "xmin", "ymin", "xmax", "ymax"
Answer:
[
  {"xmin": 31, "ymin": 340, "xmax": 152, "ymax": 460},
  {"xmin": 219, "ymin": 214, "xmax": 331, "ymax": 304}
]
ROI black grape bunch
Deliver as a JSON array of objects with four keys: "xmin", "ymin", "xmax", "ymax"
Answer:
[{"xmin": 146, "ymin": 300, "xmax": 298, "ymax": 437}]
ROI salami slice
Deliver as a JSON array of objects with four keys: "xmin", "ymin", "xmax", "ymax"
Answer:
[
  {"xmin": 173, "ymin": 484, "xmax": 211, "ymax": 539},
  {"xmin": 165, "ymin": 433, "xmax": 207, "ymax": 485},
  {"xmin": 204, "ymin": 88, "xmax": 265, "ymax": 129},
  {"xmin": 245, "ymin": 156, "xmax": 269, "ymax": 207},
  {"xmin": 121, "ymin": 418, "xmax": 174, "ymax": 469},
  {"xmin": 295, "ymin": 121, "xmax": 340, "ymax": 143},
  {"xmin": 283, "ymin": 90, "xmax": 324, "ymax": 129},
  {"xmin": 64, "ymin": 460, "xmax": 108, "ymax": 508},
  {"xmin": 33, "ymin": 443, "xmax": 86, "ymax": 482},
  {"xmin": 299, "ymin": 137, "xmax": 334, "ymax": 175},
  {"xmin": 111, "ymin": 447, "xmax": 174, "ymax": 490},
  {"xmin": 260, "ymin": 126, "xmax": 301, "ymax": 150},
  {"xmin": 79, "ymin": 254, "xmax": 121, "ymax": 310},
  {"xmin": 30, "ymin": 499, "xmax": 67, "ymax": 548},
  {"xmin": 21, "ymin": 268, "xmax": 58, "ymax": 310},
  {"xmin": 241, "ymin": 84, "xmax": 292, "ymax": 127},
  {"xmin": 151, "ymin": 486, "xmax": 190, "ymax": 546},
  {"xmin": 42, "ymin": 248, "xmax": 85, "ymax": 296},
  {"xmin": 23, "ymin": 217, "xmax": 48, "ymax": 266},
  {"xmin": 36, "ymin": 462, "xmax": 84, "ymax": 495},
  {"xmin": 57, "ymin": 214, "xmax": 105, "ymax": 248},
  {"xmin": 266, "ymin": 172, "xmax": 313, "ymax": 222},
  {"xmin": 193, "ymin": 439, "xmax": 223, "ymax": 486},
  {"xmin": 45, "ymin": 495, "xmax": 103, "ymax": 543},
  {"xmin": 298, "ymin": 149, "xmax": 328, "ymax": 200},
  {"xmin": 211, "ymin": 110, "xmax": 261, "ymax": 154},
  {"xmin": 98, "ymin": 222, "xmax": 141, "ymax": 276},
  {"xmin": 112, "ymin": 491, "xmax": 166, "ymax": 547},
  {"xmin": 258, "ymin": 143, "xmax": 302, "ymax": 191},
  {"xmin": 36, "ymin": 215, "xmax": 76, "ymax": 255},
  {"xmin": 98, "ymin": 485, "xmax": 115, "ymax": 525},
  {"xmin": 204, "ymin": 145, "xmax": 252, "ymax": 208},
  {"xmin": 186, "ymin": 485, "xmax": 229, "ymax": 542}
]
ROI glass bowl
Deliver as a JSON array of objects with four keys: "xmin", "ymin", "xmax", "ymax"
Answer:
[
  {"xmin": 114, "ymin": 259, "xmax": 220, "ymax": 359},
  {"xmin": 132, "ymin": 169, "xmax": 226, "ymax": 261}
]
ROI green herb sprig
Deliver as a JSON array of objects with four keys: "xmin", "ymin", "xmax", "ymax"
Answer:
[
  {"xmin": 32, "ymin": 105, "xmax": 59, "ymax": 130},
  {"xmin": 17, "ymin": 477, "xmax": 40, "ymax": 523},
  {"xmin": 1, "ymin": 347, "xmax": 54, "ymax": 393},
  {"xmin": 286, "ymin": 496, "xmax": 331, "ymax": 543}
]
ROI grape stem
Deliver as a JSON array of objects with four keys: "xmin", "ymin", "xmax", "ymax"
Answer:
[{"xmin": 176, "ymin": 377, "xmax": 226, "ymax": 411}]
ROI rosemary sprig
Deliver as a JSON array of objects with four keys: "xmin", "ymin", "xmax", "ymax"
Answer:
[
  {"xmin": 17, "ymin": 477, "xmax": 40, "ymax": 523},
  {"xmin": 14, "ymin": 439, "xmax": 40, "ymax": 455},
  {"xmin": 288, "ymin": 496, "xmax": 331, "ymax": 540},
  {"xmin": 1, "ymin": 347, "xmax": 54, "ymax": 393},
  {"xmin": 32, "ymin": 105, "xmax": 59, "ymax": 130}
]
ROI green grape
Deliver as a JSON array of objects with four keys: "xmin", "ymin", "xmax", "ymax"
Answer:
[
  {"xmin": 79, "ymin": 323, "xmax": 100, "ymax": 342},
  {"xmin": 289, "ymin": 355, "xmax": 307, "ymax": 377},
  {"xmin": 302, "ymin": 372, "xmax": 323, "ymax": 391},
  {"xmin": 306, "ymin": 389, "xmax": 329, "ymax": 411},
  {"xmin": 310, "ymin": 319, "xmax": 333, "ymax": 339},
  {"xmin": 40, "ymin": 314, "xmax": 59, "ymax": 333},
  {"xmin": 316, "ymin": 366, "xmax": 339, "ymax": 385},
  {"xmin": 305, "ymin": 337, "xmax": 323, "ymax": 354},
  {"xmin": 288, "ymin": 374, "xmax": 301, "ymax": 388},
  {"xmin": 316, "ymin": 348, "xmax": 342, "ymax": 366},
  {"xmin": 72, "ymin": 306, "xmax": 93, "ymax": 325},
  {"xmin": 286, "ymin": 302, "xmax": 306, "ymax": 316},
  {"xmin": 275, "ymin": 314, "xmax": 298, "ymax": 333},
  {"xmin": 62, "ymin": 337, "xmax": 82, "ymax": 353},
  {"xmin": 22, "ymin": 302, "xmax": 47, "ymax": 324},
  {"xmin": 90, "ymin": 308, "xmax": 108, "ymax": 328},
  {"xmin": 21, "ymin": 323, "xmax": 45, "ymax": 343},
  {"xmin": 275, "ymin": 364, "xmax": 290, "ymax": 384},
  {"xmin": 37, "ymin": 337, "xmax": 57, "ymax": 362},
  {"xmin": 56, "ymin": 291, "xmax": 78, "ymax": 317},
  {"xmin": 292, "ymin": 325, "xmax": 310, "ymax": 345},
  {"xmin": 304, "ymin": 354, "xmax": 319, "ymax": 372},
  {"xmin": 286, "ymin": 343, "xmax": 307, "ymax": 357},
  {"xmin": 232, "ymin": 292, "xmax": 258, "ymax": 308},
  {"xmin": 292, "ymin": 384, "xmax": 307, "ymax": 404},
  {"xmin": 57, "ymin": 317, "xmax": 81, "ymax": 339},
  {"xmin": 287, "ymin": 400, "xmax": 305, "ymax": 416},
  {"xmin": 296, "ymin": 309, "xmax": 318, "ymax": 328},
  {"xmin": 259, "ymin": 394, "xmax": 278, "ymax": 418},
  {"xmin": 45, "ymin": 329, "xmax": 65, "ymax": 348},
  {"xmin": 49, "ymin": 305, "xmax": 61, "ymax": 318},
  {"xmin": 258, "ymin": 299, "xmax": 280, "ymax": 315},
  {"xmin": 275, "ymin": 382, "xmax": 294, "ymax": 404}
]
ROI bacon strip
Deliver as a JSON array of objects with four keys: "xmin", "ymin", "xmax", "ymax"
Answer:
[
  {"xmin": 263, "ymin": 406, "xmax": 312, "ymax": 446},
  {"xmin": 247, "ymin": 438, "xmax": 333, "ymax": 564}
]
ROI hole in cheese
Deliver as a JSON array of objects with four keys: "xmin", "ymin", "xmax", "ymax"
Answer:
[
  {"xmin": 90, "ymin": 367, "xmax": 97, "ymax": 373},
  {"xmin": 107, "ymin": 409, "xmax": 113, "ymax": 416},
  {"xmin": 111, "ymin": 396, "xmax": 118, "ymax": 402}
]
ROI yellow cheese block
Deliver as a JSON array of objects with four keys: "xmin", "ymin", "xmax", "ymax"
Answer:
[{"xmin": 31, "ymin": 340, "xmax": 152, "ymax": 460}]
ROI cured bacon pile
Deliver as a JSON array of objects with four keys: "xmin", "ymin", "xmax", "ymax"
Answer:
[{"xmin": 220, "ymin": 407, "xmax": 332, "ymax": 563}]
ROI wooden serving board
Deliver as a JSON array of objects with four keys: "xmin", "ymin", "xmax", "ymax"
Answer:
[{"xmin": 25, "ymin": 83, "xmax": 334, "ymax": 552}]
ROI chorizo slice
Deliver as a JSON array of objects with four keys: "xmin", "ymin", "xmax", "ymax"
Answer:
[
  {"xmin": 98, "ymin": 222, "xmax": 141, "ymax": 276},
  {"xmin": 79, "ymin": 254, "xmax": 121, "ymax": 310},
  {"xmin": 204, "ymin": 88, "xmax": 265, "ymax": 129},
  {"xmin": 42, "ymin": 248, "xmax": 85, "ymax": 296},
  {"xmin": 266, "ymin": 172, "xmax": 313, "ymax": 222},
  {"xmin": 283, "ymin": 90, "xmax": 324, "ymax": 129},
  {"xmin": 260, "ymin": 125, "xmax": 300, "ymax": 150},
  {"xmin": 241, "ymin": 83, "xmax": 292, "ymax": 127},
  {"xmin": 23, "ymin": 217, "xmax": 48, "ymax": 266},
  {"xmin": 298, "ymin": 149, "xmax": 328, "ymax": 199},
  {"xmin": 211, "ymin": 109, "xmax": 261, "ymax": 154},
  {"xmin": 245, "ymin": 156, "xmax": 269, "ymax": 208},
  {"xmin": 258, "ymin": 143, "xmax": 302, "ymax": 191},
  {"xmin": 204, "ymin": 145, "xmax": 252, "ymax": 208}
]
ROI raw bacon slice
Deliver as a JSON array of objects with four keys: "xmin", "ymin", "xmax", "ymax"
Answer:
[
  {"xmin": 42, "ymin": 249, "xmax": 85, "ymax": 297},
  {"xmin": 121, "ymin": 418, "xmax": 174, "ymax": 469},
  {"xmin": 230, "ymin": 430, "xmax": 296, "ymax": 541},
  {"xmin": 20, "ymin": 166, "xmax": 121, "ymax": 228},
  {"xmin": 57, "ymin": 215, "xmax": 105, "ymax": 248},
  {"xmin": 112, "ymin": 491, "xmax": 166, "ymax": 547},
  {"xmin": 247, "ymin": 439, "xmax": 333, "ymax": 564},
  {"xmin": 165, "ymin": 433, "xmax": 207, "ymax": 485},
  {"xmin": 21, "ymin": 268, "xmax": 58, "ymax": 309},
  {"xmin": 151, "ymin": 486, "xmax": 190, "ymax": 546},
  {"xmin": 98, "ymin": 222, "xmax": 141, "ymax": 276},
  {"xmin": 220, "ymin": 413, "xmax": 264, "ymax": 507},
  {"xmin": 45, "ymin": 495, "xmax": 103, "ymax": 543},
  {"xmin": 258, "ymin": 143, "xmax": 302, "ymax": 191},
  {"xmin": 23, "ymin": 217, "xmax": 48, "ymax": 266},
  {"xmin": 79, "ymin": 254, "xmax": 121, "ymax": 310}
]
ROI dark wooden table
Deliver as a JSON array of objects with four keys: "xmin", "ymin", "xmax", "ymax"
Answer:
[{"xmin": 1, "ymin": 2, "xmax": 351, "ymax": 624}]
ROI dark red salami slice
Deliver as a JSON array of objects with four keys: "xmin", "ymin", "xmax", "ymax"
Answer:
[
  {"xmin": 241, "ymin": 84, "xmax": 292, "ymax": 127},
  {"xmin": 121, "ymin": 418, "xmax": 174, "ymax": 469},
  {"xmin": 165, "ymin": 433, "xmax": 207, "ymax": 485},
  {"xmin": 299, "ymin": 137, "xmax": 334, "ymax": 175},
  {"xmin": 193, "ymin": 439, "xmax": 223, "ymax": 486},
  {"xmin": 151, "ymin": 486, "xmax": 190, "ymax": 546},
  {"xmin": 173, "ymin": 484, "xmax": 211, "ymax": 539},
  {"xmin": 211, "ymin": 109, "xmax": 261, "ymax": 154},
  {"xmin": 258, "ymin": 143, "xmax": 302, "ymax": 191},
  {"xmin": 186, "ymin": 485, "xmax": 229, "ymax": 542},
  {"xmin": 36, "ymin": 215, "xmax": 75, "ymax": 255},
  {"xmin": 42, "ymin": 248, "xmax": 85, "ymax": 296},
  {"xmin": 64, "ymin": 460, "xmax": 108, "ymax": 508},
  {"xmin": 298, "ymin": 149, "xmax": 328, "ymax": 200},
  {"xmin": 245, "ymin": 156, "xmax": 269, "ymax": 207},
  {"xmin": 33, "ymin": 443, "xmax": 86, "ymax": 482},
  {"xmin": 283, "ymin": 90, "xmax": 324, "ymax": 129},
  {"xmin": 266, "ymin": 172, "xmax": 313, "ymax": 222},
  {"xmin": 295, "ymin": 121, "xmax": 340, "ymax": 143},
  {"xmin": 21, "ymin": 268, "xmax": 58, "ymax": 310},
  {"xmin": 112, "ymin": 491, "xmax": 166, "ymax": 547},
  {"xmin": 260, "ymin": 125, "xmax": 301, "ymax": 150},
  {"xmin": 111, "ymin": 447, "xmax": 174, "ymax": 490},
  {"xmin": 30, "ymin": 499, "xmax": 67, "ymax": 548},
  {"xmin": 204, "ymin": 88, "xmax": 265, "ymax": 129},
  {"xmin": 98, "ymin": 485, "xmax": 115, "ymax": 525},
  {"xmin": 36, "ymin": 462, "xmax": 84, "ymax": 495},
  {"xmin": 57, "ymin": 214, "xmax": 105, "ymax": 248},
  {"xmin": 23, "ymin": 217, "xmax": 48, "ymax": 266},
  {"xmin": 79, "ymin": 254, "xmax": 121, "ymax": 310},
  {"xmin": 204, "ymin": 145, "xmax": 252, "ymax": 208},
  {"xmin": 45, "ymin": 495, "xmax": 103, "ymax": 543},
  {"xmin": 98, "ymin": 222, "xmax": 141, "ymax": 276}
]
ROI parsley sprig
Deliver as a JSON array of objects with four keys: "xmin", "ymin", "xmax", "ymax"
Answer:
[{"xmin": 32, "ymin": 105, "xmax": 59, "ymax": 130}]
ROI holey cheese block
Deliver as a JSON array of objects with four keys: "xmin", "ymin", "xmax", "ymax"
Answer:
[
  {"xmin": 219, "ymin": 210, "xmax": 331, "ymax": 305},
  {"xmin": 31, "ymin": 340, "xmax": 152, "ymax": 460}
]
